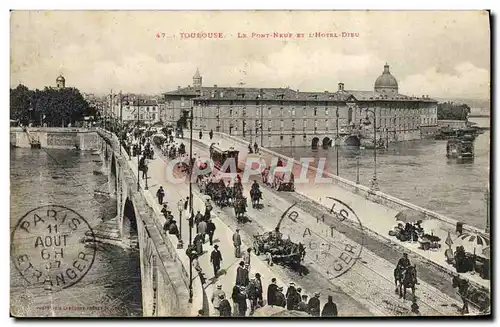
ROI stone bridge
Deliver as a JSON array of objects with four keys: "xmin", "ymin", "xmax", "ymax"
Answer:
[{"xmin": 92, "ymin": 129, "xmax": 202, "ymax": 317}]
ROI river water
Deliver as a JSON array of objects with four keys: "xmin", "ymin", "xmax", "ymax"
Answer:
[
  {"xmin": 10, "ymin": 147, "xmax": 142, "ymax": 317},
  {"xmin": 272, "ymin": 118, "xmax": 490, "ymax": 229}
]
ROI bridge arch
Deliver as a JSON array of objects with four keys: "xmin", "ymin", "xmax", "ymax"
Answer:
[
  {"xmin": 345, "ymin": 135, "xmax": 361, "ymax": 146},
  {"xmin": 322, "ymin": 137, "xmax": 332, "ymax": 148},
  {"xmin": 311, "ymin": 137, "xmax": 320, "ymax": 149},
  {"xmin": 122, "ymin": 197, "xmax": 139, "ymax": 246}
]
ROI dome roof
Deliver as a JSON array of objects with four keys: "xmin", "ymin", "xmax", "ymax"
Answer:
[
  {"xmin": 374, "ymin": 64, "xmax": 398, "ymax": 92},
  {"xmin": 56, "ymin": 75, "xmax": 65, "ymax": 82}
]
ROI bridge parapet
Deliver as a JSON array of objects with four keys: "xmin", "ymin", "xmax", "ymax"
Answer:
[{"xmin": 97, "ymin": 129, "xmax": 203, "ymax": 316}]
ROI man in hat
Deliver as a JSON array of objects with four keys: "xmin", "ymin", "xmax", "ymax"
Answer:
[
  {"xmin": 233, "ymin": 229, "xmax": 242, "ymax": 258},
  {"xmin": 206, "ymin": 219, "xmax": 216, "ymax": 246},
  {"xmin": 211, "ymin": 284, "xmax": 225, "ymax": 315},
  {"xmin": 198, "ymin": 218, "xmax": 207, "ymax": 244},
  {"xmin": 321, "ymin": 295, "xmax": 338, "ymax": 317},
  {"xmin": 168, "ymin": 220, "xmax": 180, "ymax": 240},
  {"xmin": 255, "ymin": 273, "xmax": 263, "ymax": 306},
  {"xmin": 235, "ymin": 261, "xmax": 248, "ymax": 287},
  {"xmin": 156, "ymin": 186, "xmax": 165, "ymax": 205},
  {"xmin": 161, "ymin": 203, "xmax": 169, "ymax": 216},
  {"xmin": 235, "ymin": 286, "xmax": 248, "ymax": 316},
  {"xmin": 210, "ymin": 245, "xmax": 223, "ymax": 276},
  {"xmin": 267, "ymin": 277, "xmax": 278, "ymax": 306},
  {"xmin": 308, "ymin": 292, "xmax": 321, "ymax": 317}
]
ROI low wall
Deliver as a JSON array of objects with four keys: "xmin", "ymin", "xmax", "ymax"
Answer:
[
  {"xmin": 212, "ymin": 131, "xmax": 483, "ymax": 236},
  {"xmin": 10, "ymin": 127, "xmax": 100, "ymax": 150},
  {"xmin": 98, "ymin": 129, "xmax": 203, "ymax": 317}
]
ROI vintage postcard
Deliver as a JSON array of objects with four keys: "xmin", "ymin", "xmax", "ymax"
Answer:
[{"xmin": 10, "ymin": 10, "xmax": 491, "ymax": 318}]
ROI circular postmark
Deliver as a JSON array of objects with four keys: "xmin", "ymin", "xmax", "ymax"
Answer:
[
  {"xmin": 278, "ymin": 197, "xmax": 364, "ymax": 279},
  {"xmin": 11, "ymin": 205, "xmax": 96, "ymax": 291}
]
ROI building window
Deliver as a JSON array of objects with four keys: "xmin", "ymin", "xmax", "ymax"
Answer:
[
  {"xmin": 303, "ymin": 134, "xmax": 307, "ymax": 139},
  {"xmin": 303, "ymin": 120, "xmax": 307, "ymax": 129},
  {"xmin": 268, "ymin": 120, "xmax": 272, "ymax": 131},
  {"xmin": 230, "ymin": 109, "xmax": 233, "ymax": 116},
  {"xmin": 303, "ymin": 107, "xmax": 307, "ymax": 116},
  {"xmin": 325, "ymin": 108, "xmax": 329, "ymax": 116},
  {"xmin": 243, "ymin": 108, "xmax": 246, "ymax": 116},
  {"xmin": 280, "ymin": 120, "xmax": 284, "ymax": 128},
  {"xmin": 280, "ymin": 135, "xmax": 284, "ymax": 141},
  {"xmin": 268, "ymin": 107, "xmax": 272, "ymax": 117},
  {"xmin": 292, "ymin": 108, "xmax": 296, "ymax": 116},
  {"xmin": 314, "ymin": 108, "xmax": 317, "ymax": 116},
  {"xmin": 314, "ymin": 120, "xmax": 318, "ymax": 128},
  {"xmin": 280, "ymin": 107, "xmax": 284, "ymax": 116}
]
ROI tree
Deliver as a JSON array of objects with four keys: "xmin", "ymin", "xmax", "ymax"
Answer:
[
  {"xmin": 10, "ymin": 84, "xmax": 90, "ymax": 126},
  {"xmin": 437, "ymin": 102, "xmax": 471, "ymax": 120}
]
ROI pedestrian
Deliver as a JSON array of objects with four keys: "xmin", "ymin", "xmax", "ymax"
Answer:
[
  {"xmin": 211, "ymin": 284, "xmax": 225, "ymax": 315},
  {"xmin": 156, "ymin": 186, "xmax": 165, "ymax": 205},
  {"xmin": 232, "ymin": 229, "xmax": 242, "ymax": 258},
  {"xmin": 321, "ymin": 295, "xmax": 338, "ymax": 317},
  {"xmin": 192, "ymin": 252, "xmax": 206, "ymax": 285},
  {"xmin": 236, "ymin": 286, "xmax": 248, "ymax": 316},
  {"xmin": 255, "ymin": 273, "xmax": 263, "ymax": 307},
  {"xmin": 267, "ymin": 278, "xmax": 278, "ymax": 306},
  {"xmin": 183, "ymin": 197, "xmax": 189, "ymax": 211},
  {"xmin": 286, "ymin": 282, "xmax": 300, "ymax": 310},
  {"xmin": 168, "ymin": 220, "xmax": 180, "ymax": 240},
  {"xmin": 297, "ymin": 295, "xmax": 309, "ymax": 312},
  {"xmin": 308, "ymin": 292, "xmax": 321, "ymax": 317},
  {"xmin": 198, "ymin": 219, "xmax": 207, "ymax": 243},
  {"xmin": 206, "ymin": 219, "xmax": 216, "ymax": 245},
  {"xmin": 275, "ymin": 286, "xmax": 286, "ymax": 307},
  {"xmin": 209, "ymin": 129, "xmax": 213, "ymax": 140},
  {"xmin": 195, "ymin": 210, "xmax": 203, "ymax": 226},
  {"xmin": 235, "ymin": 261, "xmax": 249, "ymax": 286},
  {"xmin": 254, "ymin": 142, "xmax": 259, "ymax": 154},
  {"xmin": 218, "ymin": 293, "xmax": 232, "ymax": 317},
  {"xmin": 231, "ymin": 285, "xmax": 240, "ymax": 315},
  {"xmin": 246, "ymin": 274, "xmax": 260, "ymax": 315},
  {"xmin": 242, "ymin": 247, "xmax": 252, "ymax": 270},
  {"xmin": 161, "ymin": 203, "xmax": 169, "ymax": 217},
  {"xmin": 194, "ymin": 233, "xmax": 203, "ymax": 255},
  {"xmin": 210, "ymin": 245, "xmax": 223, "ymax": 277}
]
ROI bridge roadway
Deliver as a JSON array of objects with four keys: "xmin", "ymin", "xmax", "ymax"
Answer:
[{"xmin": 146, "ymin": 139, "xmax": 474, "ymax": 316}]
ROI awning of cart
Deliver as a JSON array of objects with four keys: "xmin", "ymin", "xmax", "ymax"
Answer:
[{"xmin": 394, "ymin": 208, "xmax": 427, "ymax": 223}]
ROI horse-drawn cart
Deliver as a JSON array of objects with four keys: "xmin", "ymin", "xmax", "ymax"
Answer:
[
  {"xmin": 262, "ymin": 170, "xmax": 295, "ymax": 192},
  {"xmin": 253, "ymin": 231, "xmax": 305, "ymax": 266},
  {"xmin": 418, "ymin": 234, "xmax": 442, "ymax": 250}
]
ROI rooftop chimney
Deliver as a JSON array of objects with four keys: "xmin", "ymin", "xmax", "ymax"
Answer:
[{"xmin": 338, "ymin": 83, "xmax": 345, "ymax": 92}]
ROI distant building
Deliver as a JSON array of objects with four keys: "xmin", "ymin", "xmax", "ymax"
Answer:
[
  {"xmin": 56, "ymin": 75, "xmax": 66, "ymax": 89},
  {"xmin": 164, "ymin": 65, "xmax": 439, "ymax": 148}
]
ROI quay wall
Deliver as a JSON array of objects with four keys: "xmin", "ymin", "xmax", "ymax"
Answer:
[
  {"xmin": 211, "ymin": 131, "xmax": 483, "ymax": 236},
  {"xmin": 10, "ymin": 127, "xmax": 100, "ymax": 150}
]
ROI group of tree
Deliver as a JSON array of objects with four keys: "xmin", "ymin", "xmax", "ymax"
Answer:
[
  {"xmin": 437, "ymin": 102, "xmax": 471, "ymax": 121},
  {"xmin": 10, "ymin": 84, "xmax": 96, "ymax": 126}
]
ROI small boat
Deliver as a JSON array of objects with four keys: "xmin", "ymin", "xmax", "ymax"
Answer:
[{"xmin": 446, "ymin": 134, "xmax": 475, "ymax": 159}]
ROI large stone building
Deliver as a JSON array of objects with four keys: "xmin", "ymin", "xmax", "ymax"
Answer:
[{"xmin": 164, "ymin": 64, "xmax": 438, "ymax": 148}]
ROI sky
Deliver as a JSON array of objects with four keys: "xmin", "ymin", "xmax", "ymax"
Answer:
[{"xmin": 10, "ymin": 10, "xmax": 491, "ymax": 99}]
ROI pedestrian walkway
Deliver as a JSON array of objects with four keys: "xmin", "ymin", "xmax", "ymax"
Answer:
[
  {"xmin": 130, "ymin": 146, "xmax": 317, "ymax": 317},
  {"xmin": 192, "ymin": 131, "xmax": 491, "ymax": 291}
]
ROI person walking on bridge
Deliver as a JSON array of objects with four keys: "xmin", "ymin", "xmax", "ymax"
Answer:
[
  {"xmin": 199, "ymin": 130, "xmax": 203, "ymax": 140},
  {"xmin": 198, "ymin": 219, "xmax": 207, "ymax": 244},
  {"xmin": 210, "ymin": 244, "xmax": 223, "ymax": 277},
  {"xmin": 242, "ymin": 247, "xmax": 252, "ymax": 271},
  {"xmin": 233, "ymin": 229, "xmax": 242, "ymax": 258},
  {"xmin": 211, "ymin": 284, "xmax": 225, "ymax": 315},
  {"xmin": 209, "ymin": 129, "xmax": 213, "ymax": 140},
  {"xmin": 206, "ymin": 219, "xmax": 216, "ymax": 246},
  {"xmin": 308, "ymin": 292, "xmax": 321, "ymax": 317},
  {"xmin": 156, "ymin": 186, "xmax": 165, "ymax": 205},
  {"xmin": 321, "ymin": 295, "xmax": 338, "ymax": 317}
]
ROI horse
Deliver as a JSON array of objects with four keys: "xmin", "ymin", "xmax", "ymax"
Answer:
[
  {"xmin": 250, "ymin": 188, "xmax": 262, "ymax": 208},
  {"xmin": 394, "ymin": 265, "xmax": 417, "ymax": 300},
  {"xmin": 452, "ymin": 274, "xmax": 490, "ymax": 315},
  {"xmin": 233, "ymin": 197, "xmax": 247, "ymax": 223}
]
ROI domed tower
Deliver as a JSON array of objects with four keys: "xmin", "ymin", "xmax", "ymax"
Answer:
[
  {"xmin": 193, "ymin": 68, "xmax": 202, "ymax": 88},
  {"xmin": 374, "ymin": 63, "xmax": 398, "ymax": 94},
  {"xmin": 56, "ymin": 74, "xmax": 66, "ymax": 89}
]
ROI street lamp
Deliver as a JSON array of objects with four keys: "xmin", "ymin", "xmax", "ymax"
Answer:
[
  {"xmin": 363, "ymin": 108, "xmax": 379, "ymax": 191},
  {"xmin": 356, "ymin": 150, "xmax": 360, "ymax": 184},
  {"xmin": 177, "ymin": 200, "xmax": 184, "ymax": 249},
  {"xmin": 188, "ymin": 106, "xmax": 194, "ymax": 303}
]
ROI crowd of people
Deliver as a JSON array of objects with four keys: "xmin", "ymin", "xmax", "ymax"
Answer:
[{"xmin": 123, "ymin": 124, "xmax": 339, "ymax": 318}]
